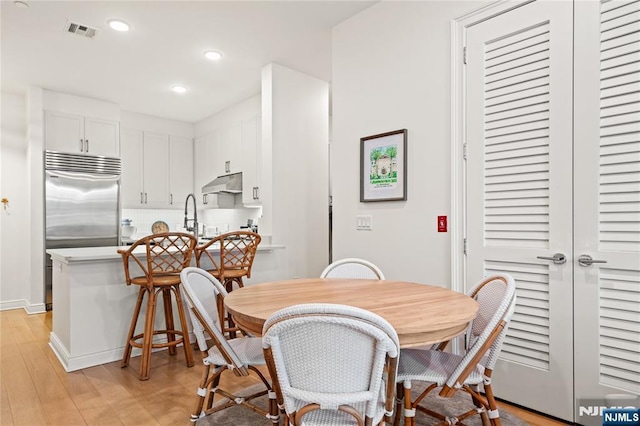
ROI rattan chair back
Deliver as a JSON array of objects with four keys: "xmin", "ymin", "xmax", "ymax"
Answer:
[
  {"xmin": 195, "ymin": 231, "xmax": 261, "ymax": 279},
  {"xmin": 119, "ymin": 232, "xmax": 197, "ymax": 287}
]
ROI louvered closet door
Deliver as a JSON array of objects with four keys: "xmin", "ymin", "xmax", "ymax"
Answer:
[
  {"xmin": 574, "ymin": 0, "xmax": 640, "ymax": 413},
  {"xmin": 465, "ymin": 1, "xmax": 574, "ymax": 420}
]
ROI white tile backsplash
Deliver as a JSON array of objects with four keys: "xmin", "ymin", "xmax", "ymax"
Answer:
[{"xmin": 122, "ymin": 207, "xmax": 262, "ymax": 238}]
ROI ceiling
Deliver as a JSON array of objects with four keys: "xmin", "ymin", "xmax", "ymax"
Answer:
[{"xmin": 1, "ymin": 1, "xmax": 374, "ymax": 123}]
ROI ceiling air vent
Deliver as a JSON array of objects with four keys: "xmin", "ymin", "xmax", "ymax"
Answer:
[{"xmin": 65, "ymin": 21, "xmax": 98, "ymax": 39}]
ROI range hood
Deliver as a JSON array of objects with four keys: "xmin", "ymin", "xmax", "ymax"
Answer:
[{"xmin": 202, "ymin": 172, "xmax": 242, "ymax": 194}]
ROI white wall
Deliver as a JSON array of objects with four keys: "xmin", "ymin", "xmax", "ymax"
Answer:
[
  {"xmin": 331, "ymin": 1, "xmax": 484, "ymax": 286},
  {"xmin": 28, "ymin": 88, "xmax": 46, "ymax": 313},
  {"xmin": 263, "ymin": 63, "xmax": 329, "ymax": 278},
  {"xmin": 195, "ymin": 94, "xmax": 260, "ymax": 136},
  {"xmin": 0, "ymin": 92, "xmax": 31, "ymax": 309}
]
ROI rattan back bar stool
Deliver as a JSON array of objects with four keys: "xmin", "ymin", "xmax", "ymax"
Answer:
[
  {"xmin": 118, "ymin": 232, "xmax": 197, "ymax": 380},
  {"xmin": 195, "ymin": 231, "xmax": 261, "ymax": 338}
]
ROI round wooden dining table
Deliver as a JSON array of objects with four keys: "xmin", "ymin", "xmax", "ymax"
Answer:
[{"xmin": 224, "ymin": 278, "xmax": 479, "ymax": 348}]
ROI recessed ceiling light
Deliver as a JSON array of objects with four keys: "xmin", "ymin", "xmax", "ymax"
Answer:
[
  {"xmin": 14, "ymin": 1, "xmax": 29, "ymax": 8},
  {"xmin": 108, "ymin": 19, "xmax": 130, "ymax": 32},
  {"xmin": 171, "ymin": 85, "xmax": 188, "ymax": 94},
  {"xmin": 204, "ymin": 50, "xmax": 223, "ymax": 61}
]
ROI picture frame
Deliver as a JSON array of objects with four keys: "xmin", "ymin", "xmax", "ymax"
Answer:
[{"xmin": 360, "ymin": 129, "xmax": 407, "ymax": 202}]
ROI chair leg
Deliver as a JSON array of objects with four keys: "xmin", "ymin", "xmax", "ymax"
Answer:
[
  {"xmin": 174, "ymin": 284, "xmax": 194, "ymax": 367},
  {"xmin": 393, "ymin": 382, "xmax": 403, "ymax": 426},
  {"xmin": 139, "ymin": 287, "xmax": 158, "ymax": 381},
  {"xmin": 403, "ymin": 381, "xmax": 414, "ymax": 426},
  {"xmin": 162, "ymin": 288, "xmax": 177, "ymax": 356},
  {"xmin": 268, "ymin": 390, "xmax": 279, "ymax": 425},
  {"xmin": 224, "ymin": 277, "xmax": 242, "ymax": 339},
  {"xmin": 484, "ymin": 374, "xmax": 501, "ymax": 426},
  {"xmin": 121, "ymin": 287, "xmax": 145, "ymax": 368},
  {"xmin": 216, "ymin": 294, "xmax": 228, "ymax": 338}
]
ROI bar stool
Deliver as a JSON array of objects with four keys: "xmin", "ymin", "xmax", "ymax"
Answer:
[
  {"xmin": 118, "ymin": 232, "xmax": 197, "ymax": 380},
  {"xmin": 195, "ymin": 231, "xmax": 261, "ymax": 338}
]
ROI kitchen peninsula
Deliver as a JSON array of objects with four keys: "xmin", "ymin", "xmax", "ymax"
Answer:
[{"xmin": 46, "ymin": 242, "xmax": 284, "ymax": 372}]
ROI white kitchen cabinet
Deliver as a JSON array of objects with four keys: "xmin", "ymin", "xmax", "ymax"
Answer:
[
  {"xmin": 168, "ymin": 136, "xmax": 194, "ymax": 208},
  {"xmin": 194, "ymin": 133, "xmax": 213, "ymax": 208},
  {"xmin": 45, "ymin": 111, "xmax": 120, "ymax": 157},
  {"xmin": 142, "ymin": 132, "xmax": 170, "ymax": 207},
  {"xmin": 120, "ymin": 129, "xmax": 170, "ymax": 208},
  {"xmin": 241, "ymin": 116, "xmax": 262, "ymax": 205},
  {"xmin": 193, "ymin": 132, "xmax": 236, "ymax": 209},
  {"xmin": 217, "ymin": 124, "xmax": 241, "ymax": 175},
  {"xmin": 120, "ymin": 128, "xmax": 144, "ymax": 207}
]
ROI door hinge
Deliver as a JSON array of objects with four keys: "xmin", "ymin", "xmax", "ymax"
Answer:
[
  {"xmin": 463, "ymin": 143, "xmax": 468, "ymax": 160},
  {"xmin": 463, "ymin": 47, "xmax": 467, "ymax": 65},
  {"xmin": 463, "ymin": 238, "xmax": 467, "ymax": 255}
]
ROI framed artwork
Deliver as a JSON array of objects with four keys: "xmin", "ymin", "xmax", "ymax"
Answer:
[{"xmin": 360, "ymin": 129, "xmax": 407, "ymax": 202}]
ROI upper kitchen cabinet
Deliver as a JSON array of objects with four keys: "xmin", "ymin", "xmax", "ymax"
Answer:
[
  {"xmin": 45, "ymin": 111, "xmax": 120, "ymax": 157},
  {"xmin": 194, "ymin": 133, "xmax": 214, "ymax": 208},
  {"xmin": 120, "ymin": 129, "xmax": 170, "ymax": 208},
  {"xmin": 241, "ymin": 115, "xmax": 262, "ymax": 205},
  {"xmin": 217, "ymin": 124, "xmax": 241, "ymax": 175},
  {"xmin": 168, "ymin": 136, "xmax": 193, "ymax": 208},
  {"xmin": 194, "ymin": 132, "xmax": 233, "ymax": 209},
  {"xmin": 120, "ymin": 128, "xmax": 144, "ymax": 207}
]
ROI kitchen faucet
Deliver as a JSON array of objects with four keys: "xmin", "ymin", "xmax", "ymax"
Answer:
[{"xmin": 184, "ymin": 193, "xmax": 198, "ymax": 238}]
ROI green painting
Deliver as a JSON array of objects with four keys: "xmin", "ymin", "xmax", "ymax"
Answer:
[{"xmin": 369, "ymin": 144, "xmax": 398, "ymax": 188}]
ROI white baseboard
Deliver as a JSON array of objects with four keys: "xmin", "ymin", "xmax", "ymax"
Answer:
[
  {"xmin": 0, "ymin": 299, "xmax": 46, "ymax": 314},
  {"xmin": 0, "ymin": 299, "xmax": 26, "ymax": 311},
  {"xmin": 48, "ymin": 331, "xmax": 194, "ymax": 372},
  {"xmin": 25, "ymin": 303, "xmax": 46, "ymax": 314},
  {"xmin": 49, "ymin": 331, "xmax": 126, "ymax": 372}
]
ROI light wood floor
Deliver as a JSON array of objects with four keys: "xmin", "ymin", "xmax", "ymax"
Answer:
[{"xmin": 0, "ymin": 309, "xmax": 567, "ymax": 425}]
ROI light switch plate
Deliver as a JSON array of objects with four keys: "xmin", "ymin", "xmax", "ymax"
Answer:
[{"xmin": 356, "ymin": 215, "xmax": 373, "ymax": 230}]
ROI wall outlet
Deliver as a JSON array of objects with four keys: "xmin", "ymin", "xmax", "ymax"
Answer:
[{"xmin": 356, "ymin": 215, "xmax": 373, "ymax": 230}]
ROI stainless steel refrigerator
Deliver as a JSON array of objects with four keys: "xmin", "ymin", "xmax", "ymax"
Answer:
[{"xmin": 44, "ymin": 151, "xmax": 121, "ymax": 310}]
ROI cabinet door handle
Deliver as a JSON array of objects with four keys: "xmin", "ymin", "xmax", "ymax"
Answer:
[
  {"xmin": 80, "ymin": 139, "xmax": 84, "ymax": 152},
  {"xmin": 170, "ymin": 194, "xmax": 173, "ymax": 205},
  {"xmin": 144, "ymin": 193, "xmax": 148, "ymax": 204},
  {"xmin": 203, "ymin": 194, "xmax": 208, "ymax": 205},
  {"xmin": 225, "ymin": 160, "xmax": 230, "ymax": 174},
  {"xmin": 140, "ymin": 192, "xmax": 144, "ymax": 204},
  {"xmin": 85, "ymin": 139, "xmax": 89, "ymax": 153}
]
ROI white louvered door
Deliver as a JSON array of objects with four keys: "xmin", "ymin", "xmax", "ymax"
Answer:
[
  {"xmin": 465, "ymin": 0, "xmax": 640, "ymax": 422},
  {"xmin": 465, "ymin": 1, "xmax": 574, "ymax": 420},
  {"xmin": 574, "ymin": 0, "xmax": 640, "ymax": 409}
]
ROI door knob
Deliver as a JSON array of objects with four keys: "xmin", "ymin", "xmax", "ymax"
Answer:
[
  {"xmin": 537, "ymin": 253, "xmax": 567, "ymax": 264},
  {"xmin": 578, "ymin": 254, "xmax": 607, "ymax": 267}
]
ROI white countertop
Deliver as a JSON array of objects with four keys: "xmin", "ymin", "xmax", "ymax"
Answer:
[{"xmin": 46, "ymin": 243, "xmax": 284, "ymax": 263}]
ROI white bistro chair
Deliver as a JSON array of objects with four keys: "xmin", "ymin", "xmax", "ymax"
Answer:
[
  {"xmin": 179, "ymin": 267, "xmax": 279, "ymax": 424},
  {"xmin": 320, "ymin": 258, "xmax": 385, "ymax": 280},
  {"xmin": 262, "ymin": 303, "xmax": 400, "ymax": 426},
  {"xmin": 395, "ymin": 273, "xmax": 516, "ymax": 426}
]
